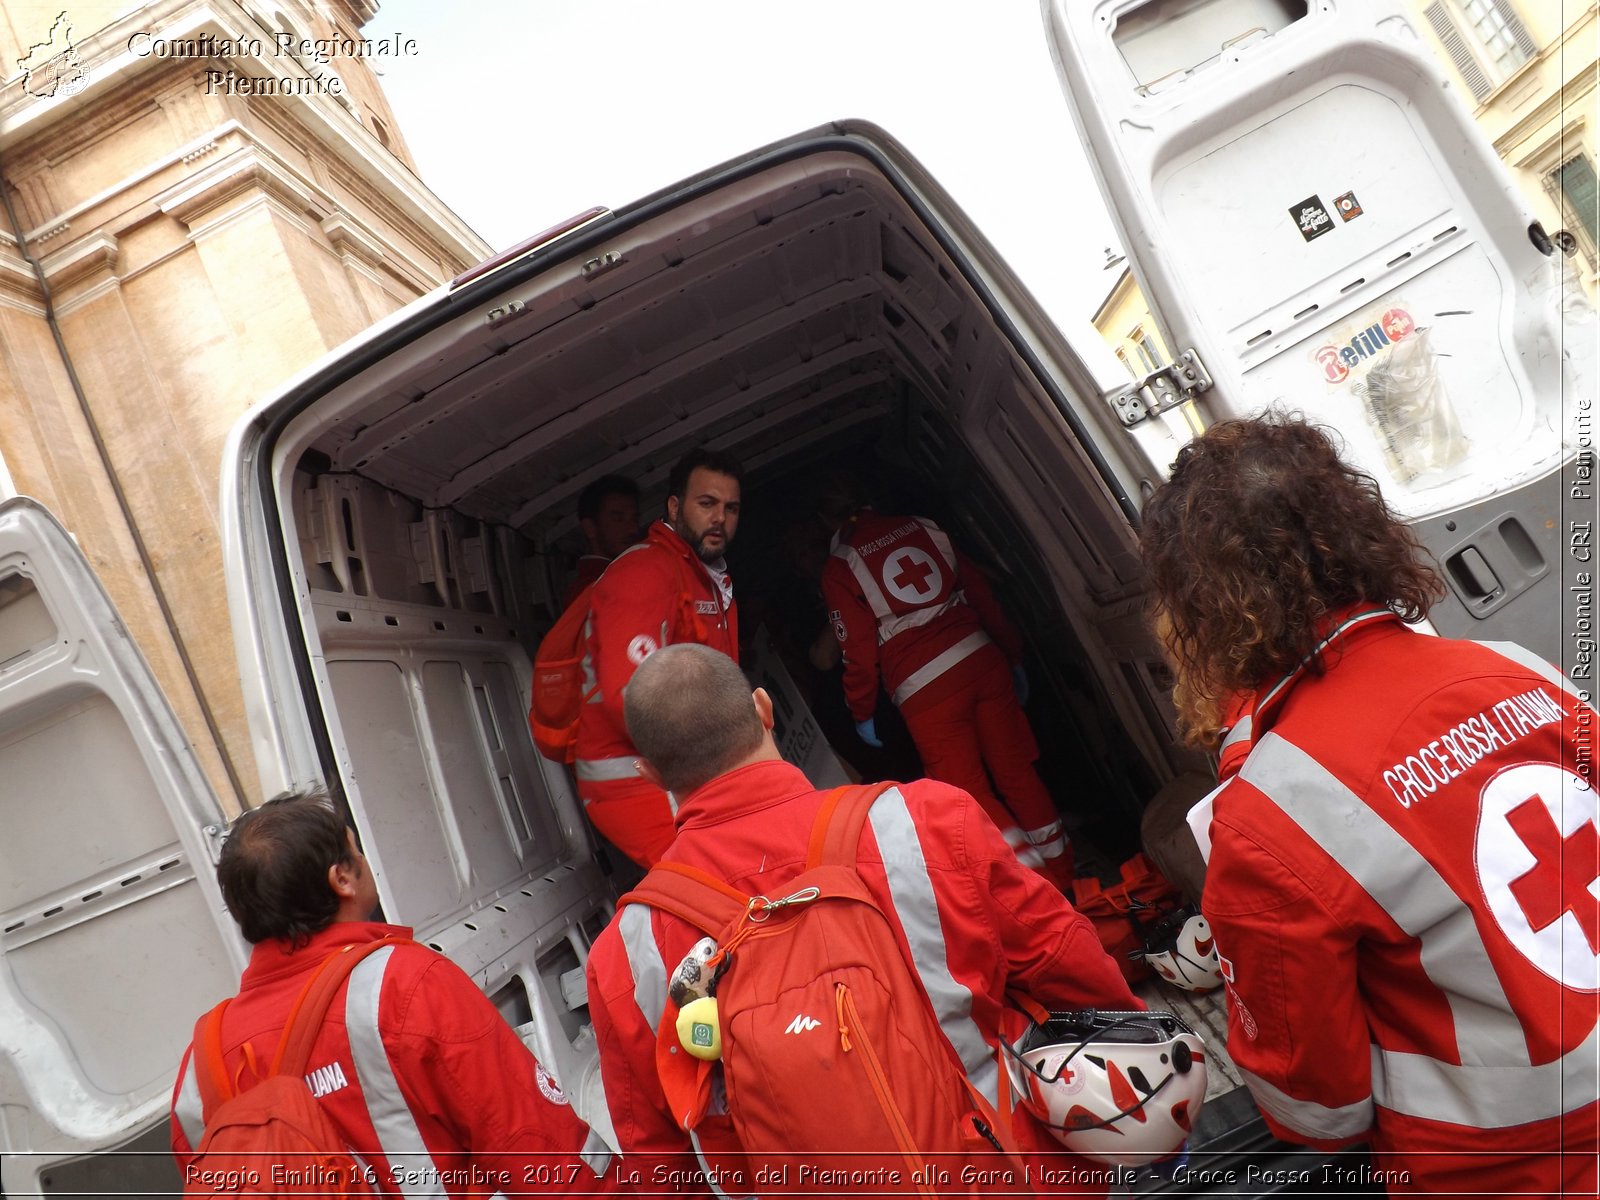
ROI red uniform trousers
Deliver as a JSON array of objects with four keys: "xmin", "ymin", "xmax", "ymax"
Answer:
[
  {"xmin": 577, "ymin": 774, "xmax": 678, "ymax": 868},
  {"xmin": 902, "ymin": 643, "xmax": 1072, "ymax": 885}
]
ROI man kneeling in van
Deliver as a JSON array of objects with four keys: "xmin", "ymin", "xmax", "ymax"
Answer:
[{"xmin": 170, "ymin": 790, "xmax": 618, "ymax": 1196}]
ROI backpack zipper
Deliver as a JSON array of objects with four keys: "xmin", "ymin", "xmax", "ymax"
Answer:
[{"xmin": 835, "ymin": 982, "xmax": 937, "ymax": 1196}]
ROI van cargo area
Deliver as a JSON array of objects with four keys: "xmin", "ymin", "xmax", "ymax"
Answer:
[{"xmin": 242, "ymin": 130, "xmax": 1345, "ymax": 1189}]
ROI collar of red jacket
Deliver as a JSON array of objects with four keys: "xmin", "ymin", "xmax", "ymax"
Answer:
[
  {"xmin": 672, "ymin": 758, "xmax": 814, "ymax": 829},
  {"xmin": 1216, "ymin": 603, "xmax": 1402, "ymax": 781},
  {"xmin": 240, "ymin": 920, "xmax": 414, "ymax": 990}
]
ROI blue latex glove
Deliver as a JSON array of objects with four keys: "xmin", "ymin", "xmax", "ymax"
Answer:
[
  {"xmin": 1011, "ymin": 664, "xmax": 1030, "ymax": 707},
  {"xmin": 855, "ymin": 717, "xmax": 883, "ymax": 748}
]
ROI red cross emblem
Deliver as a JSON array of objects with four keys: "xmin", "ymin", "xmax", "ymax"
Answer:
[
  {"xmin": 892, "ymin": 556, "xmax": 935, "ymax": 594},
  {"xmin": 1506, "ymin": 793, "xmax": 1600, "ymax": 955},
  {"xmin": 881, "ymin": 547, "xmax": 942, "ymax": 604}
]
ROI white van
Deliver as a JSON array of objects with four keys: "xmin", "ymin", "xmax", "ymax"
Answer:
[{"xmin": 1, "ymin": 0, "xmax": 1591, "ymax": 1193}]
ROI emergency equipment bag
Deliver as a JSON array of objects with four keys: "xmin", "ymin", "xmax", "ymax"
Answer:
[
  {"xmin": 1069, "ymin": 853, "xmax": 1181, "ymax": 985},
  {"xmin": 529, "ymin": 548, "xmax": 718, "ymax": 763},
  {"xmin": 620, "ymin": 783, "xmax": 1016, "ymax": 1196},
  {"xmin": 183, "ymin": 938, "xmax": 407, "ymax": 1196},
  {"xmin": 529, "ymin": 582, "xmax": 598, "ymax": 763}
]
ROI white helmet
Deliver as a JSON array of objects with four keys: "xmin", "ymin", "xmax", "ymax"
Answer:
[
  {"xmin": 1004, "ymin": 1010, "xmax": 1208, "ymax": 1165},
  {"xmin": 1138, "ymin": 907, "xmax": 1223, "ymax": 993}
]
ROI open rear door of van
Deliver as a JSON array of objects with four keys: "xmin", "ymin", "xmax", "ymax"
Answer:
[
  {"xmin": 0, "ymin": 498, "xmax": 243, "ymax": 1196},
  {"xmin": 1044, "ymin": 0, "xmax": 1597, "ymax": 679}
]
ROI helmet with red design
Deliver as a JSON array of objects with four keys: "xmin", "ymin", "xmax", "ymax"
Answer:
[
  {"xmin": 1004, "ymin": 1009, "xmax": 1208, "ymax": 1165},
  {"xmin": 1138, "ymin": 907, "xmax": 1223, "ymax": 992}
]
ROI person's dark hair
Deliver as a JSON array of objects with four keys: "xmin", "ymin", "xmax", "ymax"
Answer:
[
  {"xmin": 624, "ymin": 644, "xmax": 765, "ymax": 796},
  {"xmin": 216, "ymin": 787, "xmax": 356, "ymax": 946},
  {"xmin": 668, "ymin": 448, "xmax": 744, "ymax": 503},
  {"xmin": 1139, "ymin": 415, "xmax": 1445, "ymax": 746},
  {"xmin": 577, "ymin": 474, "xmax": 640, "ymax": 521}
]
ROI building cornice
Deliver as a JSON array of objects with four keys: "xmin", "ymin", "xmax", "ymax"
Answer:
[{"xmin": 0, "ymin": 0, "xmax": 490, "ymax": 269}]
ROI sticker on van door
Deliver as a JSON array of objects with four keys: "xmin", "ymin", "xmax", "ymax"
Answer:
[
  {"xmin": 1291, "ymin": 195, "xmax": 1335, "ymax": 242},
  {"xmin": 1310, "ymin": 301, "xmax": 1467, "ymax": 484}
]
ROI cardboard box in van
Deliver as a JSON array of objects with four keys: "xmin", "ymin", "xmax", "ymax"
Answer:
[{"xmin": 0, "ymin": 1, "xmax": 1591, "ymax": 1193}]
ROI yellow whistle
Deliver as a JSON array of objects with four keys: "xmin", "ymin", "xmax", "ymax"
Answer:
[{"xmin": 676, "ymin": 996, "xmax": 722, "ymax": 1061}]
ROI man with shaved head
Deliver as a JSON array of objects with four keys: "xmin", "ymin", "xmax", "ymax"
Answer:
[{"xmin": 585, "ymin": 643, "xmax": 1138, "ymax": 1183}]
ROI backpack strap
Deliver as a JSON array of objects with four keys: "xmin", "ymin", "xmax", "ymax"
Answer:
[
  {"xmin": 621, "ymin": 861, "xmax": 748, "ymax": 936},
  {"xmin": 271, "ymin": 936, "xmax": 411, "ymax": 1078},
  {"xmin": 193, "ymin": 999, "xmax": 236, "ymax": 1119},
  {"xmin": 808, "ymin": 782, "xmax": 897, "ymax": 868}
]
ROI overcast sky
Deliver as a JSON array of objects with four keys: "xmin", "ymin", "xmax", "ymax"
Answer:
[{"xmin": 362, "ymin": 0, "xmax": 1128, "ymax": 346}]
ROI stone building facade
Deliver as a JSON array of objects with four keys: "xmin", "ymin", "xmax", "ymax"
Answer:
[{"xmin": 0, "ymin": 0, "xmax": 491, "ymax": 811}]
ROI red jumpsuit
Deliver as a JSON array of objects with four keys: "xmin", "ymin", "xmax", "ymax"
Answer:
[
  {"xmin": 585, "ymin": 758, "xmax": 1139, "ymax": 1193},
  {"xmin": 576, "ymin": 520, "xmax": 738, "ymax": 866},
  {"xmin": 171, "ymin": 921, "xmax": 614, "ymax": 1196},
  {"xmin": 1202, "ymin": 608, "xmax": 1599, "ymax": 1195},
  {"xmin": 820, "ymin": 511, "xmax": 1071, "ymax": 882}
]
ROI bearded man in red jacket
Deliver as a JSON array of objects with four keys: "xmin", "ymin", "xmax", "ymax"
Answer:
[
  {"xmin": 575, "ymin": 448, "xmax": 742, "ymax": 867},
  {"xmin": 1142, "ymin": 415, "xmax": 1599, "ymax": 1196}
]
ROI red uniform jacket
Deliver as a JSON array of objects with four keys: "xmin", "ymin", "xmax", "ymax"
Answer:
[
  {"xmin": 585, "ymin": 759, "xmax": 1139, "ymax": 1191},
  {"xmin": 1202, "ymin": 610, "xmax": 1599, "ymax": 1196},
  {"xmin": 576, "ymin": 521, "xmax": 738, "ymax": 770},
  {"xmin": 821, "ymin": 511, "xmax": 1023, "ymax": 722},
  {"xmin": 171, "ymin": 922, "xmax": 612, "ymax": 1197}
]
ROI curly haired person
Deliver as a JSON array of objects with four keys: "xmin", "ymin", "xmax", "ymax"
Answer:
[{"xmin": 1141, "ymin": 415, "xmax": 1598, "ymax": 1196}]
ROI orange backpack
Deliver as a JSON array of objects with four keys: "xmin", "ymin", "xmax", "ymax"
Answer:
[
  {"xmin": 184, "ymin": 938, "xmax": 406, "ymax": 1197},
  {"xmin": 529, "ymin": 549, "xmax": 717, "ymax": 764},
  {"xmin": 621, "ymin": 784, "xmax": 1016, "ymax": 1196},
  {"xmin": 529, "ymin": 583, "xmax": 599, "ymax": 763}
]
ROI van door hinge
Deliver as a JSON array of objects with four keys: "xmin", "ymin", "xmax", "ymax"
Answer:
[
  {"xmin": 1111, "ymin": 351, "xmax": 1212, "ymax": 427},
  {"xmin": 202, "ymin": 823, "xmax": 228, "ymax": 865}
]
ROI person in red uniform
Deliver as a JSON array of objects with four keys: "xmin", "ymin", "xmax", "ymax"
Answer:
[
  {"xmin": 585, "ymin": 643, "xmax": 1140, "ymax": 1190},
  {"xmin": 818, "ymin": 484, "xmax": 1073, "ymax": 886},
  {"xmin": 170, "ymin": 789, "xmax": 617, "ymax": 1196},
  {"xmin": 562, "ymin": 474, "xmax": 641, "ymax": 610},
  {"xmin": 1141, "ymin": 416, "xmax": 1599, "ymax": 1196},
  {"xmin": 575, "ymin": 448, "xmax": 741, "ymax": 867}
]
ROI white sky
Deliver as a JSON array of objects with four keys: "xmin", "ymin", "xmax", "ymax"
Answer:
[{"xmin": 362, "ymin": 0, "xmax": 1128, "ymax": 340}]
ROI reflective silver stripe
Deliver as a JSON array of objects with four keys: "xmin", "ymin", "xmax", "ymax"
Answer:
[
  {"xmin": 869, "ymin": 788, "xmax": 1000, "ymax": 1103},
  {"xmin": 580, "ymin": 1127, "xmax": 613, "ymax": 1178},
  {"xmin": 1219, "ymin": 716, "xmax": 1251, "ymax": 755},
  {"xmin": 1238, "ymin": 1065, "xmax": 1374, "ymax": 1141},
  {"xmin": 1024, "ymin": 821, "xmax": 1069, "ymax": 861},
  {"xmin": 576, "ymin": 756, "xmax": 639, "ymax": 782},
  {"xmin": 836, "ymin": 543, "xmax": 893, "ymax": 620},
  {"xmin": 1474, "ymin": 641, "xmax": 1585, "ymax": 701},
  {"xmin": 689, "ymin": 1129, "xmax": 755, "ymax": 1200},
  {"xmin": 999, "ymin": 824, "xmax": 1045, "ymax": 868},
  {"xmin": 891, "ymin": 631, "xmax": 991, "ymax": 705},
  {"xmin": 173, "ymin": 1055, "xmax": 204, "ymax": 1149},
  {"xmin": 619, "ymin": 904, "xmax": 666, "ymax": 1035},
  {"xmin": 876, "ymin": 593, "xmax": 965, "ymax": 643},
  {"xmin": 346, "ymin": 946, "xmax": 441, "ymax": 1197},
  {"xmin": 915, "ymin": 518, "xmax": 959, "ymax": 574},
  {"xmin": 1372, "ymin": 1017, "xmax": 1600, "ymax": 1128},
  {"xmin": 1241, "ymin": 735, "xmax": 1531, "ymax": 1071}
]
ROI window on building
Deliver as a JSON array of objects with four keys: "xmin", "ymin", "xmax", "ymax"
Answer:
[
  {"xmin": 1547, "ymin": 154, "xmax": 1600, "ymax": 266},
  {"xmin": 1130, "ymin": 328, "xmax": 1161, "ymax": 373},
  {"xmin": 1422, "ymin": 0, "xmax": 1536, "ymax": 101},
  {"xmin": 1115, "ymin": 347, "xmax": 1136, "ymax": 379}
]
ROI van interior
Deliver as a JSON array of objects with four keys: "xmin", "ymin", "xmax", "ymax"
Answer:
[{"xmin": 268, "ymin": 136, "xmax": 1258, "ymax": 1167}]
